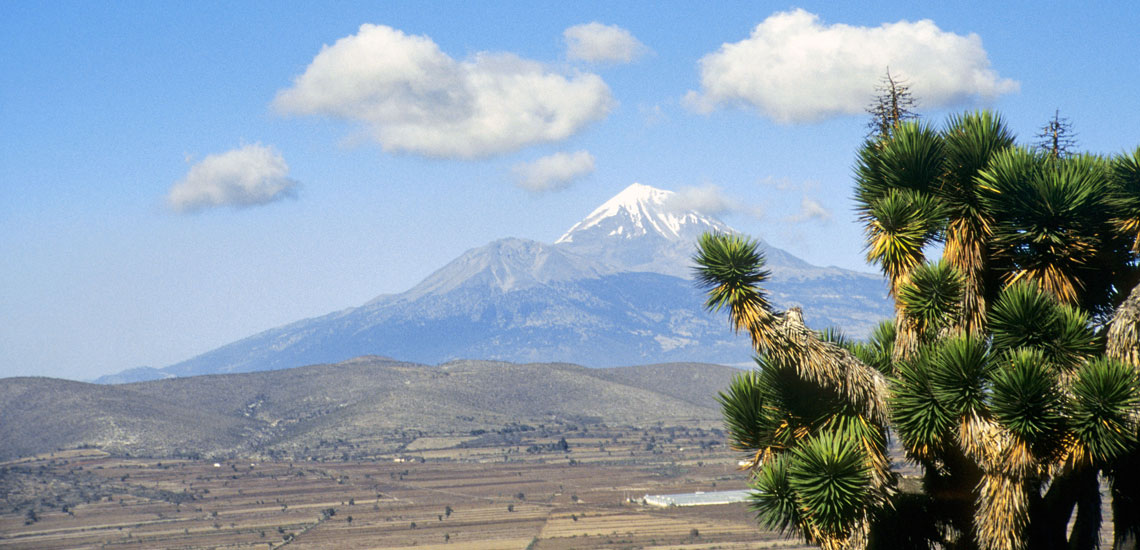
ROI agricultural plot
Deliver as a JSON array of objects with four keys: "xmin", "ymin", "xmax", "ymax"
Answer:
[{"xmin": 0, "ymin": 426, "xmax": 811, "ymax": 549}]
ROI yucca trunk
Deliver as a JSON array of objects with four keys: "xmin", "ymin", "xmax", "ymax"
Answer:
[
  {"xmin": 765, "ymin": 309, "xmax": 891, "ymax": 425},
  {"xmin": 1111, "ymin": 453, "xmax": 1140, "ymax": 550},
  {"xmin": 1029, "ymin": 466, "xmax": 1101, "ymax": 550},
  {"xmin": 893, "ymin": 310, "xmax": 923, "ymax": 364},
  {"xmin": 943, "ymin": 218, "xmax": 991, "ymax": 337},
  {"xmin": 976, "ymin": 473, "xmax": 1030, "ymax": 550},
  {"xmin": 866, "ymin": 227, "xmax": 925, "ymax": 363},
  {"xmin": 1069, "ymin": 471, "xmax": 1103, "ymax": 550},
  {"xmin": 962, "ymin": 414, "xmax": 1031, "ymax": 550},
  {"xmin": 1107, "ymin": 282, "xmax": 1140, "ymax": 367},
  {"xmin": 1106, "ymin": 282, "xmax": 1140, "ymax": 550}
]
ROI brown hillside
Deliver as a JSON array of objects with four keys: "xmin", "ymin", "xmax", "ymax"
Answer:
[{"xmin": 0, "ymin": 358, "xmax": 738, "ymax": 460}]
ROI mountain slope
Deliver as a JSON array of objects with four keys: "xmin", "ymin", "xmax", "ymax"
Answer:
[
  {"xmin": 389, "ymin": 237, "xmax": 606, "ymax": 299},
  {"xmin": 91, "ymin": 366, "xmax": 173, "ymax": 384},
  {"xmin": 163, "ymin": 269, "xmax": 755, "ymax": 375},
  {"xmin": 117, "ymin": 183, "xmax": 890, "ymax": 379},
  {"xmin": 1, "ymin": 358, "xmax": 740, "ymax": 460}
]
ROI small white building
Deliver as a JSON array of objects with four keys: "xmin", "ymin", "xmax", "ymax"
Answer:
[{"xmin": 643, "ymin": 489, "xmax": 751, "ymax": 507}]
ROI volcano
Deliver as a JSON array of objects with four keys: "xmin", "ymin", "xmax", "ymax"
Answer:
[{"xmin": 98, "ymin": 183, "xmax": 891, "ymax": 381}]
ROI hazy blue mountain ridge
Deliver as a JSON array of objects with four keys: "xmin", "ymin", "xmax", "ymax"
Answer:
[{"xmin": 98, "ymin": 183, "xmax": 892, "ymax": 382}]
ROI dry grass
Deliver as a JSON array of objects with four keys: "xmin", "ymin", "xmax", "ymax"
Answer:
[{"xmin": 404, "ymin": 437, "xmax": 481, "ymax": 452}]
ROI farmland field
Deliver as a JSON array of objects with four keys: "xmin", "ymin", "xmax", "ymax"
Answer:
[{"xmin": 0, "ymin": 424, "xmax": 810, "ymax": 549}]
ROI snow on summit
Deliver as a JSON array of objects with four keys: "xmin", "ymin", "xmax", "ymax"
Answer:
[
  {"xmin": 554, "ymin": 183, "xmax": 732, "ymax": 278},
  {"xmin": 556, "ymin": 183, "xmax": 730, "ymax": 244},
  {"xmin": 551, "ymin": 182, "xmax": 828, "ymax": 278}
]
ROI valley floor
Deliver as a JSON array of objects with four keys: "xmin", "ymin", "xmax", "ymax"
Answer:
[{"xmin": 0, "ymin": 425, "xmax": 810, "ymax": 550}]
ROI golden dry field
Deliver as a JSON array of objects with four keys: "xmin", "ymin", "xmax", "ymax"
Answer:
[{"xmin": 0, "ymin": 425, "xmax": 811, "ymax": 550}]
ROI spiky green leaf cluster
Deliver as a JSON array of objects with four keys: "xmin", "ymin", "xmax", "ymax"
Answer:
[
  {"xmin": 717, "ymin": 370, "xmax": 770, "ymax": 453},
  {"xmin": 990, "ymin": 281, "xmax": 1099, "ymax": 370},
  {"xmin": 719, "ymin": 357, "xmax": 849, "ymax": 456},
  {"xmin": 899, "ymin": 261, "xmax": 964, "ymax": 340},
  {"xmin": 979, "ymin": 150, "xmax": 1133, "ymax": 315},
  {"xmin": 877, "ymin": 123, "xmax": 946, "ymax": 193},
  {"xmin": 789, "ymin": 432, "xmax": 872, "ymax": 537},
  {"xmin": 693, "ymin": 233, "xmax": 773, "ymax": 339},
  {"xmin": 751, "ymin": 431, "xmax": 872, "ymax": 541},
  {"xmin": 750, "ymin": 454, "xmax": 800, "ymax": 535},
  {"xmin": 852, "ymin": 320, "xmax": 896, "ymax": 376},
  {"xmin": 891, "ymin": 355, "xmax": 955, "ymax": 459},
  {"xmin": 928, "ymin": 336, "xmax": 994, "ymax": 418},
  {"xmin": 1069, "ymin": 358, "xmax": 1140, "ymax": 464},
  {"xmin": 1109, "ymin": 147, "xmax": 1140, "ymax": 252},
  {"xmin": 940, "ymin": 111, "xmax": 1016, "ymax": 223},
  {"xmin": 990, "ymin": 349, "xmax": 1065, "ymax": 450},
  {"xmin": 863, "ymin": 190, "xmax": 944, "ymax": 284}
]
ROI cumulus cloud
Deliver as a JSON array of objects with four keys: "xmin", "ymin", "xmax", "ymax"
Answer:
[
  {"xmin": 563, "ymin": 22, "xmax": 648, "ymax": 64},
  {"xmin": 788, "ymin": 197, "xmax": 832, "ymax": 223},
  {"xmin": 685, "ymin": 9, "xmax": 1019, "ymax": 123},
  {"xmin": 665, "ymin": 184, "xmax": 763, "ymax": 219},
  {"xmin": 167, "ymin": 144, "xmax": 298, "ymax": 213},
  {"xmin": 512, "ymin": 151, "xmax": 595, "ymax": 192},
  {"xmin": 273, "ymin": 24, "xmax": 613, "ymax": 158}
]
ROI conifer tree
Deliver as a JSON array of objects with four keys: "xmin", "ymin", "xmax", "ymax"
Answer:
[
  {"xmin": 866, "ymin": 69, "xmax": 918, "ymax": 139},
  {"xmin": 1035, "ymin": 109, "xmax": 1078, "ymax": 159}
]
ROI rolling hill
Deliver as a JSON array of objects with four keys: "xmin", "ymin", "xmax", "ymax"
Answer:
[{"xmin": 2, "ymin": 357, "xmax": 742, "ymax": 461}]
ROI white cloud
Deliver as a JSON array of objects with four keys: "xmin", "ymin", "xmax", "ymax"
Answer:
[
  {"xmin": 563, "ymin": 22, "xmax": 648, "ymax": 64},
  {"xmin": 665, "ymin": 184, "xmax": 763, "ymax": 219},
  {"xmin": 685, "ymin": 9, "xmax": 1019, "ymax": 123},
  {"xmin": 274, "ymin": 24, "xmax": 613, "ymax": 158},
  {"xmin": 167, "ymin": 144, "xmax": 298, "ymax": 213},
  {"xmin": 512, "ymin": 151, "xmax": 595, "ymax": 192},
  {"xmin": 788, "ymin": 197, "xmax": 832, "ymax": 223}
]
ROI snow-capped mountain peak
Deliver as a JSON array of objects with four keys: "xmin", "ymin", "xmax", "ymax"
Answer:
[
  {"xmin": 556, "ymin": 183, "xmax": 730, "ymax": 244},
  {"xmin": 142, "ymin": 181, "xmax": 890, "ymax": 379},
  {"xmin": 553, "ymin": 183, "xmax": 732, "ymax": 278}
]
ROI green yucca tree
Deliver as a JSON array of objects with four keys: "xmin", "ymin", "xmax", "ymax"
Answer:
[
  {"xmin": 939, "ymin": 112, "xmax": 1015, "ymax": 336},
  {"xmin": 1109, "ymin": 148, "xmax": 1140, "ymax": 255},
  {"xmin": 978, "ymin": 150, "xmax": 1134, "ymax": 318},
  {"xmin": 854, "ymin": 113, "xmax": 1013, "ymax": 349},
  {"xmin": 854, "ymin": 124, "xmax": 947, "ymax": 361},
  {"xmin": 696, "ymin": 113, "xmax": 1140, "ymax": 550},
  {"xmin": 696, "ymin": 234, "xmax": 892, "ymax": 550}
]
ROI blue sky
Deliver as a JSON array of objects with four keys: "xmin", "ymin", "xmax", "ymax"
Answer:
[{"xmin": 2, "ymin": 2, "xmax": 1138, "ymax": 380}]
